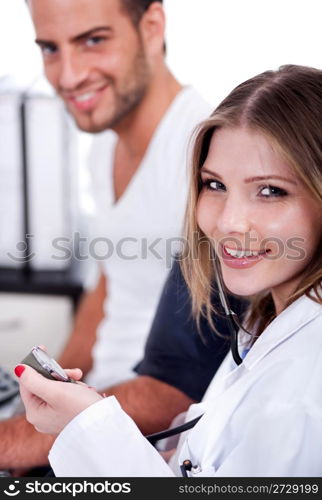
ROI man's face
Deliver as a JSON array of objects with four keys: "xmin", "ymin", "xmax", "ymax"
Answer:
[{"xmin": 28, "ymin": 0, "xmax": 151, "ymax": 132}]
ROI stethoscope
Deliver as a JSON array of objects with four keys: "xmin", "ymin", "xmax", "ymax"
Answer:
[{"xmin": 146, "ymin": 260, "xmax": 243, "ymax": 476}]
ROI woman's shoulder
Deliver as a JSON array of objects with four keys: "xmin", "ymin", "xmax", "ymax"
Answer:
[{"xmin": 270, "ymin": 292, "xmax": 322, "ymax": 341}]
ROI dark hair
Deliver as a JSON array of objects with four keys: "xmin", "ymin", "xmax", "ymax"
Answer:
[
  {"xmin": 26, "ymin": 0, "xmax": 163, "ymax": 26},
  {"xmin": 121, "ymin": 0, "xmax": 163, "ymax": 26}
]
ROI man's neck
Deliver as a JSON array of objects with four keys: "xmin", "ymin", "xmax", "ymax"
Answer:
[
  {"xmin": 113, "ymin": 67, "xmax": 182, "ymax": 162},
  {"xmin": 111, "ymin": 66, "xmax": 182, "ymax": 202}
]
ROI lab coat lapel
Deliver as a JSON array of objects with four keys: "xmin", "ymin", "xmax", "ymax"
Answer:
[
  {"xmin": 183, "ymin": 364, "xmax": 254, "ymax": 472},
  {"xmin": 242, "ymin": 294, "xmax": 322, "ymax": 370},
  {"xmin": 182, "ymin": 295, "xmax": 322, "ymax": 472},
  {"xmin": 203, "ymin": 295, "xmax": 320, "ymax": 403}
]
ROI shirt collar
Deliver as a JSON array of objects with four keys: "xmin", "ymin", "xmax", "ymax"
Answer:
[{"xmin": 241, "ymin": 294, "xmax": 322, "ymax": 370}]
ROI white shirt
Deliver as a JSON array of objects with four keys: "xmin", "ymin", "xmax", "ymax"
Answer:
[
  {"xmin": 50, "ymin": 293, "xmax": 322, "ymax": 477},
  {"xmin": 85, "ymin": 87, "xmax": 211, "ymax": 389}
]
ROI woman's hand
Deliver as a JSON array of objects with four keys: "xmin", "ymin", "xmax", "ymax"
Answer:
[{"xmin": 15, "ymin": 365, "xmax": 103, "ymax": 435}]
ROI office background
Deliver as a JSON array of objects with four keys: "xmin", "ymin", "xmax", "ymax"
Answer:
[
  {"xmin": 1, "ymin": 0, "xmax": 321, "ymax": 103},
  {"xmin": 1, "ymin": 0, "xmax": 321, "ymax": 215},
  {"xmin": 0, "ymin": 0, "xmax": 321, "ymax": 369}
]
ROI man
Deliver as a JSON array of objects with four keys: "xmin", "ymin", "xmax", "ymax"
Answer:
[{"xmin": 0, "ymin": 0, "xmax": 213, "ymax": 471}]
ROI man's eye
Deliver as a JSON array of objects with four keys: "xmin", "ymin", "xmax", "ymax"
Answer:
[
  {"xmin": 86, "ymin": 36, "xmax": 105, "ymax": 47},
  {"xmin": 259, "ymin": 185, "xmax": 288, "ymax": 198},
  {"xmin": 39, "ymin": 44, "xmax": 57, "ymax": 56}
]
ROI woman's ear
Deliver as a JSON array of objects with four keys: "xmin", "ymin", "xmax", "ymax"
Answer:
[{"xmin": 139, "ymin": 2, "xmax": 166, "ymax": 57}]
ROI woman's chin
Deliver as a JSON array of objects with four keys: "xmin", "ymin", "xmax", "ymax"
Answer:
[{"xmin": 223, "ymin": 281, "xmax": 261, "ymax": 298}]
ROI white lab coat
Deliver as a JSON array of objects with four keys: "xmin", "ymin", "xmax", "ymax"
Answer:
[{"xmin": 49, "ymin": 293, "xmax": 322, "ymax": 477}]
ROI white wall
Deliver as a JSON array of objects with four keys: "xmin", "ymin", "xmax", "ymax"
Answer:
[
  {"xmin": 164, "ymin": 0, "xmax": 322, "ymax": 106},
  {"xmin": 0, "ymin": 0, "xmax": 320, "ymax": 217},
  {"xmin": 0, "ymin": 0, "xmax": 43, "ymax": 90},
  {"xmin": 0, "ymin": 0, "xmax": 321, "ymax": 102}
]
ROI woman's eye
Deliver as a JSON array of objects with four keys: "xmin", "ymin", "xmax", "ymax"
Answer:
[
  {"xmin": 203, "ymin": 179, "xmax": 226, "ymax": 192},
  {"xmin": 259, "ymin": 185, "xmax": 288, "ymax": 198}
]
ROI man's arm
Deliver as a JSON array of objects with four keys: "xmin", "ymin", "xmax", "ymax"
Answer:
[
  {"xmin": 0, "ymin": 262, "xmax": 242, "ymax": 470},
  {"xmin": 0, "ymin": 268, "xmax": 193, "ymax": 469},
  {"xmin": 0, "ymin": 416, "xmax": 54, "ymax": 469},
  {"xmin": 57, "ymin": 271, "xmax": 106, "ymax": 374},
  {"xmin": 105, "ymin": 376, "xmax": 194, "ymax": 435},
  {"xmin": 0, "ymin": 376, "xmax": 193, "ymax": 470},
  {"xmin": 0, "ymin": 272, "xmax": 107, "ymax": 470}
]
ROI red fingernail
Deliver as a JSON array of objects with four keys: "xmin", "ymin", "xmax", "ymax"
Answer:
[{"xmin": 14, "ymin": 365, "xmax": 25, "ymax": 378}]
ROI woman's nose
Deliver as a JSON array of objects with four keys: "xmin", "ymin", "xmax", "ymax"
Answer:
[{"xmin": 216, "ymin": 195, "xmax": 251, "ymax": 235}]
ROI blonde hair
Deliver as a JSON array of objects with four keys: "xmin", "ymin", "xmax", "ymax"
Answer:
[{"xmin": 182, "ymin": 65, "xmax": 322, "ymax": 334}]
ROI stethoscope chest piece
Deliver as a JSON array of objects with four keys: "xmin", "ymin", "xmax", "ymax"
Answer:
[{"xmin": 180, "ymin": 459, "xmax": 202, "ymax": 477}]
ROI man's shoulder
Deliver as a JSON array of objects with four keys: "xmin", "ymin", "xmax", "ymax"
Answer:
[
  {"xmin": 171, "ymin": 86, "xmax": 212, "ymax": 123},
  {"xmin": 154, "ymin": 87, "xmax": 211, "ymax": 154}
]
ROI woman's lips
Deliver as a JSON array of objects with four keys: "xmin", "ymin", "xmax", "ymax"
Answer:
[{"xmin": 220, "ymin": 244, "xmax": 269, "ymax": 269}]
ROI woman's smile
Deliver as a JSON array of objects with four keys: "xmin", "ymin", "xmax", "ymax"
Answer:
[
  {"xmin": 221, "ymin": 244, "xmax": 270, "ymax": 269},
  {"xmin": 197, "ymin": 126, "xmax": 320, "ymax": 307}
]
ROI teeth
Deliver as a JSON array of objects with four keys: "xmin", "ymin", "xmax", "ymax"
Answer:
[
  {"xmin": 225, "ymin": 247, "xmax": 241, "ymax": 257},
  {"xmin": 75, "ymin": 92, "xmax": 96, "ymax": 102},
  {"xmin": 225, "ymin": 247, "xmax": 261, "ymax": 258}
]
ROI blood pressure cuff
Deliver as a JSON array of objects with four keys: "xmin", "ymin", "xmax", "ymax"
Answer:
[{"xmin": 135, "ymin": 260, "xmax": 247, "ymax": 402}]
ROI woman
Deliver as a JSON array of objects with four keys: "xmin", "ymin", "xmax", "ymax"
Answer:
[{"xmin": 16, "ymin": 64, "xmax": 322, "ymax": 476}]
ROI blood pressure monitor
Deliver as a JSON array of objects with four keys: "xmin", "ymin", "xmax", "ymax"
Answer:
[{"xmin": 21, "ymin": 346, "xmax": 76, "ymax": 383}]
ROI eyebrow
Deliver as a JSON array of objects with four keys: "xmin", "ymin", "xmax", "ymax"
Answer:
[
  {"xmin": 35, "ymin": 26, "xmax": 112, "ymax": 46},
  {"xmin": 200, "ymin": 168, "xmax": 297, "ymax": 185},
  {"xmin": 200, "ymin": 168, "xmax": 223, "ymax": 180},
  {"xmin": 245, "ymin": 175, "xmax": 297, "ymax": 185}
]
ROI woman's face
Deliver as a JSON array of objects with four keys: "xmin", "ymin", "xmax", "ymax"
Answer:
[{"xmin": 197, "ymin": 126, "xmax": 321, "ymax": 313}]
